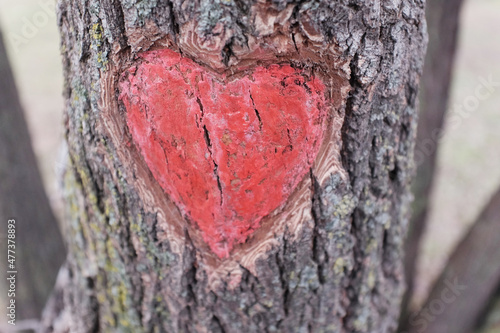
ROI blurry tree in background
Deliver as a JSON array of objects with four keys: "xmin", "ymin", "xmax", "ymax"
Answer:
[
  {"xmin": 400, "ymin": 0, "xmax": 500, "ymax": 331},
  {"xmin": 401, "ymin": 0, "xmax": 465, "ymax": 321},
  {"xmin": 0, "ymin": 28, "xmax": 65, "ymax": 321},
  {"xmin": 409, "ymin": 187, "xmax": 500, "ymax": 332}
]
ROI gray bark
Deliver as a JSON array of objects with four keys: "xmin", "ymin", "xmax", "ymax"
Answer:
[{"xmin": 42, "ymin": 0, "xmax": 426, "ymax": 332}]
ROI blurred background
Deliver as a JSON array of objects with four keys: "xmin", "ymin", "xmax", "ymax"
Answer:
[
  {"xmin": 0, "ymin": 0, "xmax": 499, "ymax": 330},
  {"xmin": 0, "ymin": 0, "xmax": 64, "ymax": 217}
]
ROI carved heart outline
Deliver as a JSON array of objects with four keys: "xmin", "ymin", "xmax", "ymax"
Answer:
[{"xmin": 120, "ymin": 49, "xmax": 327, "ymax": 257}]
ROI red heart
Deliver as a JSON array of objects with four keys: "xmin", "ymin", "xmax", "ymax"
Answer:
[{"xmin": 120, "ymin": 49, "xmax": 326, "ymax": 258}]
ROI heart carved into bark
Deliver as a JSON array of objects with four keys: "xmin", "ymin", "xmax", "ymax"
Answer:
[{"xmin": 120, "ymin": 49, "xmax": 327, "ymax": 258}]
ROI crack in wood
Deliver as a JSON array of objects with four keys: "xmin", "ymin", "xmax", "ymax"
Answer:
[
  {"xmin": 248, "ymin": 91, "xmax": 263, "ymax": 131},
  {"xmin": 202, "ymin": 124, "xmax": 223, "ymax": 207}
]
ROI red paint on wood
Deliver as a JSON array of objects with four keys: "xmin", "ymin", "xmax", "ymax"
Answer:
[{"xmin": 120, "ymin": 49, "xmax": 327, "ymax": 257}]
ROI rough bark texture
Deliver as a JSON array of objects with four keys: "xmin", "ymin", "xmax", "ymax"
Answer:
[
  {"xmin": 401, "ymin": 0, "xmax": 463, "ymax": 321},
  {"xmin": 0, "ymin": 30, "xmax": 66, "ymax": 320},
  {"xmin": 404, "ymin": 187, "xmax": 500, "ymax": 333},
  {"xmin": 42, "ymin": 0, "xmax": 426, "ymax": 332}
]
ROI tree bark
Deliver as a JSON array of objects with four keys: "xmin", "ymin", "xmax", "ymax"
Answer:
[
  {"xmin": 42, "ymin": 1, "xmax": 426, "ymax": 332},
  {"xmin": 0, "ymin": 29, "xmax": 66, "ymax": 319}
]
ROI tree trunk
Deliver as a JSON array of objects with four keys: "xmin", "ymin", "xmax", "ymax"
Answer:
[
  {"xmin": 0, "ymin": 29, "xmax": 66, "ymax": 320},
  {"xmin": 42, "ymin": 1, "xmax": 426, "ymax": 332}
]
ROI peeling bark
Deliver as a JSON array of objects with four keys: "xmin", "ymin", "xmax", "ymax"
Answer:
[{"xmin": 42, "ymin": 0, "xmax": 426, "ymax": 332}]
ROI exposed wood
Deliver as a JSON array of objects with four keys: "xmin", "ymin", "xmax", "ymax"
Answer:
[
  {"xmin": 42, "ymin": 0, "xmax": 426, "ymax": 332},
  {"xmin": 0, "ymin": 30, "xmax": 66, "ymax": 319}
]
